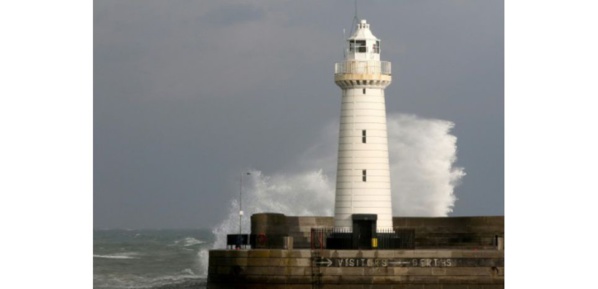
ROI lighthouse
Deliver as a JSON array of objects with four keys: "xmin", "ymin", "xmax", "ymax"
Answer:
[{"xmin": 333, "ymin": 19, "xmax": 393, "ymax": 231}]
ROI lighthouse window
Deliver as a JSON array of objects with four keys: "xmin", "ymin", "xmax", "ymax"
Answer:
[
  {"xmin": 356, "ymin": 40, "xmax": 366, "ymax": 52},
  {"xmin": 373, "ymin": 41, "xmax": 380, "ymax": 54},
  {"xmin": 362, "ymin": 130, "xmax": 366, "ymax": 143},
  {"xmin": 362, "ymin": 170, "xmax": 367, "ymax": 182},
  {"xmin": 349, "ymin": 40, "xmax": 356, "ymax": 52},
  {"xmin": 363, "ymin": 88, "xmax": 366, "ymax": 94}
]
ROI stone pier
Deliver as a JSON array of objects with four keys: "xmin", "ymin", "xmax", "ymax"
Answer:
[
  {"xmin": 209, "ymin": 214, "xmax": 504, "ymax": 288},
  {"xmin": 208, "ymin": 249, "xmax": 504, "ymax": 289}
]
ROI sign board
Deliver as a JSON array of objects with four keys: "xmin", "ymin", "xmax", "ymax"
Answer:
[{"xmin": 314, "ymin": 257, "xmax": 503, "ymax": 268}]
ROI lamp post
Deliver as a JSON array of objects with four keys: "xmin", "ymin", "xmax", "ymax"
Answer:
[{"xmin": 239, "ymin": 172, "xmax": 250, "ymax": 246}]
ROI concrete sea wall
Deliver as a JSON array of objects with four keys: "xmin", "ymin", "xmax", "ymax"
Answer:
[
  {"xmin": 211, "ymin": 214, "xmax": 505, "ymax": 288},
  {"xmin": 393, "ymin": 217, "xmax": 504, "ymax": 249},
  {"xmin": 251, "ymin": 214, "xmax": 504, "ymax": 249},
  {"xmin": 208, "ymin": 249, "xmax": 504, "ymax": 289}
]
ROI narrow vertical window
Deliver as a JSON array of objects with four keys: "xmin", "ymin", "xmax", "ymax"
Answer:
[
  {"xmin": 362, "ymin": 170, "xmax": 367, "ymax": 182},
  {"xmin": 363, "ymin": 88, "xmax": 366, "ymax": 94},
  {"xmin": 362, "ymin": 130, "xmax": 366, "ymax": 143}
]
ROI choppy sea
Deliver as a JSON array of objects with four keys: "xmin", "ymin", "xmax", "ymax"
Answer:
[{"xmin": 94, "ymin": 229, "xmax": 213, "ymax": 289}]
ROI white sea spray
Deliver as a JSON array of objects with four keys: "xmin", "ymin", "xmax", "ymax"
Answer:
[{"xmin": 198, "ymin": 113, "xmax": 465, "ymax": 277}]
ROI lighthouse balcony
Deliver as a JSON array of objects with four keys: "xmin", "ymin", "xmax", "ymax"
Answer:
[
  {"xmin": 335, "ymin": 60, "xmax": 391, "ymax": 88},
  {"xmin": 335, "ymin": 60, "xmax": 391, "ymax": 75}
]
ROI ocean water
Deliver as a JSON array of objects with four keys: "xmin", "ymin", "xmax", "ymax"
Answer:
[{"xmin": 94, "ymin": 229, "xmax": 213, "ymax": 289}]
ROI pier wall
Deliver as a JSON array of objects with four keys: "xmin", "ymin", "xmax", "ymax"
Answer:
[
  {"xmin": 207, "ymin": 249, "xmax": 504, "ymax": 289},
  {"xmin": 251, "ymin": 214, "xmax": 504, "ymax": 249},
  {"xmin": 393, "ymin": 217, "xmax": 504, "ymax": 249}
]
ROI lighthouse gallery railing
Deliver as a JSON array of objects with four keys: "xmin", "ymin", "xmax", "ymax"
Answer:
[{"xmin": 334, "ymin": 60, "xmax": 391, "ymax": 75}]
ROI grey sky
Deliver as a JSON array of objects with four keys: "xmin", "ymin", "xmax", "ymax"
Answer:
[{"xmin": 94, "ymin": 0, "xmax": 503, "ymax": 229}]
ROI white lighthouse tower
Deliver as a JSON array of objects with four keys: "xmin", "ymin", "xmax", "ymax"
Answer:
[{"xmin": 333, "ymin": 19, "xmax": 393, "ymax": 231}]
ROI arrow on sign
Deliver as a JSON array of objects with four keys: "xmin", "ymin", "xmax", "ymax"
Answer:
[
  {"xmin": 315, "ymin": 258, "xmax": 333, "ymax": 267},
  {"xmin": 388, "ymin": 260, "xmax": 411, "ymax": 266}
]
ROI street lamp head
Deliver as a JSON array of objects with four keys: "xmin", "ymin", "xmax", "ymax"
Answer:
[{"xmin": 239, "ymin": 210, "xmax": 244, "ymax": 216}]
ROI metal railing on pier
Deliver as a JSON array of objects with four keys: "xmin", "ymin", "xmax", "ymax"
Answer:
[{"xmin": 310, "ymin": 227, "xmax": 414, "ymax": 250}]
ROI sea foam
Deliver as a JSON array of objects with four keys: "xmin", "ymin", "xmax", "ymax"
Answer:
[
  {"xmin": 175, "ymin": 237, "xmax": 205, "ymax": 247},
  {"xmin": 93, "ymin": 254, "xmax": 138, "ymax": 260}
]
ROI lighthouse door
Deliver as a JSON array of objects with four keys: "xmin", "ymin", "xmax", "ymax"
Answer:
[{"xmin": 352, "ymin": 214, "xmax": 377, "ymax": 249}]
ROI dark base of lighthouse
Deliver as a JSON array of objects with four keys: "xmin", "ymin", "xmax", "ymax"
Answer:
[
  {"xmin": 208, "ymin": 213, "xmax": 504, "ymax": 289},
  {"xmin": 321, "ymin": 214, "xmax": 414, "ymax": 250}
]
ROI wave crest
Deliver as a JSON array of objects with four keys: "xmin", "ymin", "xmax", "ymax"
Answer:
[
  {"xmin": 93, "ymin": 253, "xmax": 138, "ymax": 260},
  {"xmin": 174, "ymin": 237, "xmax": 205, "ymax": 247}
]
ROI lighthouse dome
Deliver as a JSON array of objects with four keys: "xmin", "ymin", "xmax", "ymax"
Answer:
[
  {"xmin": 346, "ymin": 19, "xmax": 381, "ymax": 60},
  {"xmin": 348, "ymin": 19, "xmax": 379, "ymax": 41}
]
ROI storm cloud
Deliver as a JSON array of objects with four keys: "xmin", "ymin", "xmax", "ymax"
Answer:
[{"xmin": 94, "ymin": 0, "xmax": 503, "ymax": 229}]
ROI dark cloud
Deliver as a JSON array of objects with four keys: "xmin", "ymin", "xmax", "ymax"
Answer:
[{"xmin": 201, "ymin": 3, "xmax": 266, "ymax": 26}]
